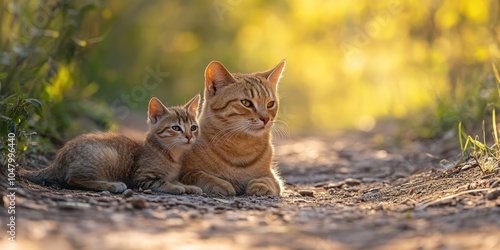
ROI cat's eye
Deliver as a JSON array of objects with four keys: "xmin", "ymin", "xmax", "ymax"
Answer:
[
  {"xmin": 171, "ymin": 125, "xmax": 182, "ymax": 131},
  {"xmin": 190, "ymin": 125, "xmax": 197, "ymax": 131},
  {"xmin": 267, "ymin": 101, "xmax": 275, "ymax": 108},
  {"xmin": 241, "ymin": 99, "xmax": 253, "ymax": 108}
]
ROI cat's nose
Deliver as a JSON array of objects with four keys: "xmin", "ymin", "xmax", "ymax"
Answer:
[
  {"xmin": 260, "ymin": 117, "xmax": 270, "ymax": 125},
  {"xmin": 185, "ymin": 135, "xmax": 192, "ymax": 143}
]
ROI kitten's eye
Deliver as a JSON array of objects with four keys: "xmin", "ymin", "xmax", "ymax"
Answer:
[
  {"xmin": 171, "ymin": 125, "xmax": 181, "ymax": 131},
  {"xmin": 241, "ymin": 99, "xmax": 253, "ymax": 108},
  {"xmin": 267, "ymin": 101, "xmax": 275, "ymax": 108},
  {"xmin": 190, "ymin": 125, "xmax": 197, "ymax": 131}
]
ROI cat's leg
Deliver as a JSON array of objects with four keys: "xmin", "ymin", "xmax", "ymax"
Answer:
[
  {"xmin": 246, "ymin": 176, "xmax": 281, "ymax": 196},
  {"xmin": 67, "ymin": 177, "xmax": 127, "ymax": 193},
  {"xmin": 181, "ymin": 171, "xmax": 236, "ymax": 196}
]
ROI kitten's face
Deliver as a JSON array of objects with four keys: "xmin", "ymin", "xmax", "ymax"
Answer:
[
  {"xmin": 148, "ymin": 95, "xmax": 200, "ymax": 148},
  {"xmin": 203, "ymin": 60, "xmax": 285, "ymax": 137}
]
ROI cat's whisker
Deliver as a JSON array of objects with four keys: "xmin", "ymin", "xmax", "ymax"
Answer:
[
  {"xmin": 221, "ymin": 125, "xmax": 247, "ymax": 145},
  {"xmin": 209, "ymin": 123, "xmax": 247, "ymax": 146},
  {"xmin": 212, "ymin": 124, "xmax": 248, "ymax": 146},
  {"xmin": 272, "ymin": 126, "xmax": 291, "ymax": 140},
  {"xmin": 271, "ymin": 120, "xmax": 291, "ymax": 140}
]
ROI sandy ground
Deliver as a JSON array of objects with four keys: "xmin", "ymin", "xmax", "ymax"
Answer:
[{"xmin": 1, "ymin": 128, "xmax": 500, "ymax": 250}]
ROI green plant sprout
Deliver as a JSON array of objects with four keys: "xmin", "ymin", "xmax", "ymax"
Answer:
[{"xmin": 458, "ymin": 63, "xmax": 500, "ymax": 172}]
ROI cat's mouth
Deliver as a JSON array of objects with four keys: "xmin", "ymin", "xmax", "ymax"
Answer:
[
  {"xmin": 249, "ymin": 124, "xmax": 271, "ymax": 134},
  {"xmin": 183, "ymin": 140, "xmax": 195, "ymax": 145}
]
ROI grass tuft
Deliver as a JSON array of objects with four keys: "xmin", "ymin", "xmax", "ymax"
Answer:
[{"xmin": 458, "ymin": 64, "xmax": 500, "ymax": 172}]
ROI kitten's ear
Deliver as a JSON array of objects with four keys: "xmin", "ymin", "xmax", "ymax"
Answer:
[
  {"xmin": 262, "ymin": 59, "xmax": 286, "ymax": 92},
  {"xmin": 184, "ymin": 94, "xmax": 200, "ymax": 114},
  {"xmin": 148, "ymin": 97, "xmax": 170, "ymax": 124},
  {"xmin": 205, "ymin": 61, "xmax": 236, "ymax": 95}
]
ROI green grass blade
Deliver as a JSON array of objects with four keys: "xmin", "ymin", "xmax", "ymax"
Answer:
[
  {"xmin": 493, "ymin": 109, "xmax": 499, "ymax": 147},
  {"xmin": 471, "ymin": 135, "xmax": 487, "ymax": 150},
  {"xmin": 459, "ymin": 122, "xmax": 465, "ymax": 153},
  {"xmin": 492, "ymin": 63, "xmax": 500, "ymax": 98},
  {"xmin": 483, "ymin": 120, "xmax": 487, "ymax": 146}
]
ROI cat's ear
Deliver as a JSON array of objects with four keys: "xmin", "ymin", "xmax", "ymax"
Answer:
[
  {"xmin": 262, "ymin": 59, "xmax": 286, "ymax": 92},
  {"xmin": 148, "ymin": 97, "xmax": 170, "ymax": 124},
  {"xmin": 184, "ymin": 94, "xmax": 200, "ymax": 115},
  {"xmin": 205, "ymin": 61, "xmax": 236, "ymax": 95}
]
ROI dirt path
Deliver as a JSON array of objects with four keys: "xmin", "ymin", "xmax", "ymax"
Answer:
[{"xmin": 2, "ymin": 132, "xmax": 500, "ymax": 250}]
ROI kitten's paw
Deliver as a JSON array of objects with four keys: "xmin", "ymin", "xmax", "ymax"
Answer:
[
  {"xmin": 165, "ymin": 185, "xmax": 186, "ymax": 195},
  {"xmin": 109, "ymin": 182, "xmax": 128, "ymax": 193},
  {"xmin": 183, "ymin": 185, "xmax": 203, "ymax": 195},
  {"xmin": 246, "ymin": 178, "xmax": 280, "ymax": 196},
  {"xmin": 208, "ymin": 182, "xmax": 236, "ymax": 196}
]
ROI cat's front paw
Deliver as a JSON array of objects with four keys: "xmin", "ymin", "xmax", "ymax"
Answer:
[
  {"xmin": 109, "ymin": 182, "xmax": 128, "ymax": 193},
  {"xmin": 207, "ymin": 182, "xmax": 236, "ymax": 196},
  {"xmin": 246, "ymin": 178, "xmax": 280, "ymax": 196},
  {"xmin": 166, "ymin": 185, "xmax": 186, "ymax": 195},
  {"xmin": 183, "ymin": 185, "xmax": 203, "ymax": 195}
]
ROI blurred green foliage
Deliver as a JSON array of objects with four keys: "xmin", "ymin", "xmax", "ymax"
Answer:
[
  {"xmin": 82, "ymin": 0, "xmax": 500, "ymax": 136},
  {"xmin": 0, "ymin": 0, "xmax": 114, "ymax": 164},
  {"xmin": 2, "ymin": 0, "xmax": 500, "ymax": 167}
]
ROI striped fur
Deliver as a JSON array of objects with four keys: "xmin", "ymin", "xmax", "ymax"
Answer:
[
  {"xmin": 180, "ymin": 60, "xmax": 286, "ymax": 196},
  {"xmin": 21, "ymin": 96, "xmax": 202, "ymax": 195}
]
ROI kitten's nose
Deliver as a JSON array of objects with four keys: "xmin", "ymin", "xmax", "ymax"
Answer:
[
  {"xmin": 185, "ymin": 135, "xmax": 192, "ymax": 143},
  {"xmin": 260, "ymin": 117, "xmax": 270, "ymax": 125}
]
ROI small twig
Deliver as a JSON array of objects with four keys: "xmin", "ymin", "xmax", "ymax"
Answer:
[{"xmin": 415, "ymin": 188, "xmax": 490, "ymax": 210}]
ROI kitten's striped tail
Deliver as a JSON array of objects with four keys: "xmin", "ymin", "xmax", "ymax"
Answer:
[{"xmin": 20, "ymin": 165, "xmax": 59, "ymax": 186}]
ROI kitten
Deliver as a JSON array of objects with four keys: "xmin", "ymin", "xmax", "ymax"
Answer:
[
  {"xmin": 21, "ymin": 95, "xmax": 203, "ymax": 195},
  {"xmin": 180, "ymin": 60, "xmax": 286, "ymax": 196}
]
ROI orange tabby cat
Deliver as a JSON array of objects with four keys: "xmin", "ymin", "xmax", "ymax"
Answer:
[
  {"xmin": 22, "ymin": 96, "xmax": 202, "ymax": 195},
  {"xmin": 180, "ymin": 60, "xmax": 286, "ymax": 196}
]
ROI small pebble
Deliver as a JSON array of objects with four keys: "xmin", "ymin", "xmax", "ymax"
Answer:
[
  {"xmin": 167, "ymin": 200, "xmax": 178, "ymax": 206},
  {"xmin": 362, "ymin": 177, "xmax": 380, "ymax": 183},
  {"xmin": 490, "ymin": 179, "xmax": 500, "ymax": 188},
  {"xmin": 123, "ymin": 189, "xmax": 134, "ymax": 198},
  {"xmin": 143, "ymin": 189, "xmax": 153, "ymax": 194},
  {"xmin": 230, "ymin": 200, "xmax": 242, "ymax": 208},
  {"xmin": 461, "ymin": 164, "xmax": 475, "ymax": 171},
  {"xmin": 328, "ymin": 188, "xmax": 336, "ymax": 195},
  {"xmin": 344, "ymin": 178, "xmax": 362, "ymax": 186},
  {"xmin": 486, "ymin": 189, "xmax": 500, "ymax": 201},
  {"xmin": 298, "ymin": 190, "xmax": 315, "ymax": 197},
  {"xmin": 188, "ymin": 211, "xmax": 200, "ymax": 219},
  {"xmin": 258, "ymin": 220, "xmax": 268, "ymax": 226},
  {"xmin": 313, "ymin": 182, "xmax": 329, "ymax": 188},
  {"xmin": 167, "ymin": 212, "xmax": 184, "ymax": 219},
  {"xmin": 131, "ymin": 198, "xmax": 147, "ymax": 209},
  {"xmin": 326, "ymin": 182, "xmax": 344, "ymax": 189},
  {"xmin": 100, "ymin": 191, "xmax": 111, "ymax": 196}
]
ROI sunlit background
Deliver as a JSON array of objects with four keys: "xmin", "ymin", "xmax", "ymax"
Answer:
[
  {"xmin": 2, "ymin": 0, "xmax": 500, "ymax": 140},
  {"xmin": 84, "ymin": 0, "xmax": 500, "ymax": 134}
]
